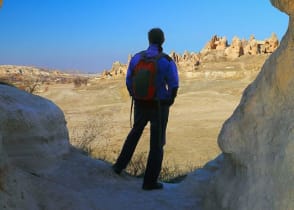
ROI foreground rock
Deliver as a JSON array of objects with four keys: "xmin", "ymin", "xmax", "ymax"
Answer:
[
  {"xmin": 0, "ymin": 85, "xmax": 70, "ymax": 171},
  {"xmin": 190, "ymin": 0, "xmax": 294, "ymax": 209},
  {"xmin": 0, "ymin": 84, "xmax": 70, "ymax": 209}
]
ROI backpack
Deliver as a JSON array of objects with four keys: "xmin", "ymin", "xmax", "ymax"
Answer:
[{"xmin": 131, "ymin": 52, "xmax": 163, "ymax": 101}]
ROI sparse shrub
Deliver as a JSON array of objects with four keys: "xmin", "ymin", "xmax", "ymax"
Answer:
[
  {"xmin": 70, "ymin": 117, "xmax": 200, "ymax": 183},
  {"xmin": 23, "ymin": 79, "xmax": 41, "ymax": 94},
  {"xmin": 1, "ymin": 73, "xmax": 43, "ymax": 94},
  {"xmin": 81, "ymin": 78, "xmax": 88, "ymax": 86},
  {"xmin": 160, "ymin": 160, "xmax": 200, "ymax": 183},
  {"xmin": 73, "ymin": 77, "xmax": 88, "ymax": 88},
  {"xmin": 126, "ymin": 152, "xmax": 147, "ymax": 177},
  {"xmin": 69, "ymin": 115, "xmax": 114, "ymax": 161},
  {"xmin": 73, "ymin": 77, "xmax": 82, "ymax": 88},
  {"xmin": 125, "ymin": 152, "xmax": 200, "ymax": 183},
  {"xmin": 70, "ymin": 123, "xmax": 99, "ymax": 156}
]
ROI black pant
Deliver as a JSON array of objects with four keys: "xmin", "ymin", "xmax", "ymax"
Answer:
[{"xmin": 114, "ymin": 101, "xmax": 169, "ymax": 185}]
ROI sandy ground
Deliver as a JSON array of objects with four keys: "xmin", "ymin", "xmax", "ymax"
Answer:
[{"xmin": 39, "ymin": 75, "xmax": 253, "ymax": 175}]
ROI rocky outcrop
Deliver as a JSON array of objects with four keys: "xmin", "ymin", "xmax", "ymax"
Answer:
[
  {"xmin": 0, "ymin": 85, "xmax": 70, "ymax": 171},
  {"xmin": 0, "ymin": 134, "xmax": 7, "ymax": 191},
  {"xmin": 201, "ymin": 33, "xmax": 279, "ymax": 60},
  {"xmin": 103, "ymin": 33, "xmax": 278, "ymax": 78},
  {"xmin": 0, "ymin": 84, "xmax": 72, "ymax": 209},
  {"xmin": 0, "ymin": 65, "xmax": 71, "ymax": 79},
  {"xmin": 0, "ymin": 65, "xmax": 84, "ymax": 94},
  {"xmin": 101, "ymin": 61, "xmax": 127, "ymax": 78},
  {"xmin": 201, "ymin": 35, "xmax": 229, "ymax": 52},
  {"xmin": 198, "ymin": 0, "xmax": 294, "ymax": 209},
  {"xmin": 170, "ymin": 51, "xmax": 201, "ymax": 72},
  {"xmin": 224, "ymin": 36, "xmax": 244, "ymax": 58}
]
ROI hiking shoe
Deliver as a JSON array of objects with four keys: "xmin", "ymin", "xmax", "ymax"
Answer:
[
  {"xmin": 142, "ymin": 182, "xmax": 163, "ymax": 191},
  {"xmin": 112, "ymin": 164, "xmax": 122, "ymax": 175}
]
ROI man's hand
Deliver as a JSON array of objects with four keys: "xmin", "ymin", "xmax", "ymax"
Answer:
[
  {"xmin": 162, "ymin": 87, "xmax": 178, "ymax": 106},
  {"xmin": 161, "ymin": 98, "xmax": 174, "ymax": 106}
]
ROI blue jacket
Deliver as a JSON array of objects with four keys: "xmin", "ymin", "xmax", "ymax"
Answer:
[{"xmin": 126, "ymin": 44, "xmax": 179, "ymax": 100}]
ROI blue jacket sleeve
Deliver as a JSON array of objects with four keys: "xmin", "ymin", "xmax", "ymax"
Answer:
[{"xmin": 166, "ymin": 60, "xmax": 179, "ymax": 97}]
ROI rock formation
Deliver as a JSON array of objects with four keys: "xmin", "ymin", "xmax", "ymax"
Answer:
[
  {"xmin": 0, "ymin": 134, "xmax": 7, "ymax": 191},
  {"xmin": 201, "ymin": 35, "xmax": 229, "ymax": 52},
  {"xmin": 196, "ymin": 0, "xmax": 294, "ymax": 209},
  {"xmin": 0, "ymin": 86, "xmax": 70, "ymax": 171},
  {"xmin": 104, "ymin": 33, "xmax": 279, "ymax": 78},
  {"xmin": 170, "ymin": 50, "xmax": 201, "ymax": 72},
  {"xmin": 202, "ymin": 33, "xmax": 279, "ymax": 59},
  {"xmin": 0, "ymin": 84, "xmax": 70, "ymax": 209},
  {"xmin": 243, "ymin": 35, "xmax": 259, "ymax": 55},
  {"xmin": 260, "ymin": 33, "xmax": 279, "ymax": 53},
  {"xmin": 101, "ymin": 61, "xmax": 127, "ymax": 78},
  {"xmin": 0, "ymin": 65, "xmax": 81, "ymax": 92},
  {"xmin": 224, "ymin": 36, "xmax": 244, "ymax": 58}
]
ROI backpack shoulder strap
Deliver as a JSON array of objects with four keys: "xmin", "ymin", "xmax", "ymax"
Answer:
[
  {"xmin": 138, "ymin": 50, "xmax": 147, "ymax": 59},
  {"xmin": 150, "ymin": 52, "xmax": 173, "ymax": 62},
  {"xmin": 137, "ymin": 51, "xmax": 172, "ymax": 62},
  {"xmin": 161, "ymin": 53, "xmax": 173, "ymax": 62}
]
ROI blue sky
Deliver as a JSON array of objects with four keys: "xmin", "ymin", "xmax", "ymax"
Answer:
[{"xmin": 0, "ymin": 0, "xmax": 289, "ymax": 73}]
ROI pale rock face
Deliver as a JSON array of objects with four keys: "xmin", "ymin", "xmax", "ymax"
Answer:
[
  {"xmin": 271, "ymin": 0, "xmax": 294, "ymax": 15},
  {"xmin": 243, "ymin": 36, "xmax": 259, "ymax": 55},
  {"xmin": 0, "ymin": 134, "xmax": 7, "ymax": 194},
  {"xmin": 262, "ymin": 33, "xmax": 279, "ymax": 53},
  {"xmin": 0, "ymin": 85, "xmax": 70, "ymax": 171},
  {"xmin": 202, "ymin": 0, "xmax": 294, "ymax": 209},
  {"xmin": 224, "ymin": 36, "xmax": 243, "ymax": 58},
  {"xmin": 215, "ymin": 37, "xmax": 228, "ymax": 50},
  {"xmin": 0, "ymin": 135, "xmax": 7, "ymax": 169},
  {"xmin": 201, "ymin": 35, "xmax": 227, "ymax": 52},
  {"xmin": 0, "ymin": 85, "xmax": 71, "ymax": 209}
]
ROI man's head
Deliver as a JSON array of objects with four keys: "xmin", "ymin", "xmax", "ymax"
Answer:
[{"xmin": 148, "ymin": 28, "xmax": 165, "ymax": 46}]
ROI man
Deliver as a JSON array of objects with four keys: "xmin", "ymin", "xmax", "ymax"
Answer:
[{"xmin": 112, "ymin": 28, "xmax": 179, "ymax": 190}]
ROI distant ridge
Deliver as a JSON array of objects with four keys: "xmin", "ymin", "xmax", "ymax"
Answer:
[{"xmin": 102, "ymin": 33, "xmax": 278, "ymax": 79}]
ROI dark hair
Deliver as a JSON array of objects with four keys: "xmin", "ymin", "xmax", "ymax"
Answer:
[{"xmin": 148, "ymin": 28, "xmax": 165, "ymax": 45}]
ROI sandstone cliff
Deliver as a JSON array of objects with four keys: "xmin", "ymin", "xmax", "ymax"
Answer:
[
  {"xmin": 0, "ymin": 84, "xmax": 70, "ymax": 209},
  {"xmin": 186, "ymin": 0, "xmax": 294, "ymax": 209}
]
